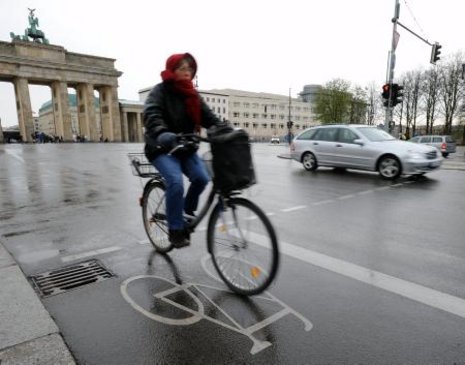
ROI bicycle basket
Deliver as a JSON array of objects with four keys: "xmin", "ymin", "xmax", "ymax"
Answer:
[
  {"xmin": 127, "ymin": 153, "xmax": 159, "ymax": 178},
  {"xmin": 209, "ymin": 129, "xmax": 256, "ymax": 193}
]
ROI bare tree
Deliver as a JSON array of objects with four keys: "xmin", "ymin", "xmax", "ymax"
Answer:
[
  {"xmin": 366, "ymin": 82, "xmax": 381, "ymax": 125},
  {"xmin": 422, "ymin": 67, "xmax": 440, "ymax": 134},
  {"xmin": 438, "ymin": 52, "xmax": 465, "ymax": 134},
  {"xmin": 349, "ymin": 86, "xmax": 368, "ymax": 123}
]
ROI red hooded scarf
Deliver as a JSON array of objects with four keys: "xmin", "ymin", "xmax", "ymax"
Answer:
[{"xmin": 160, "ymin": 53, "xmax": 201, "ymax": 132}]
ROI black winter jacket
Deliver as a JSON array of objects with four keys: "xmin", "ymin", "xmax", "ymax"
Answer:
[{"xmin": 143, "ymin": 82, "xmax": 222, "ymax": 161}]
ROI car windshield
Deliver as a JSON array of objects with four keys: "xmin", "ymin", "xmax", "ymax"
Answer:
[{"xmin": 355, "ymin": 127, "xmax": 396, "ymax": 142}]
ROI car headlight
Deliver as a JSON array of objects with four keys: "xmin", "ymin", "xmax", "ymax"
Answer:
[{"xmin": 408, "ymin": 151, "xmax": 424, "ymax": 159}]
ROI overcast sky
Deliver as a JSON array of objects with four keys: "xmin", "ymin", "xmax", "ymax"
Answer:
[{"xmin": 1, "ymin": 0, "xmax": 463, "ymax": 127}]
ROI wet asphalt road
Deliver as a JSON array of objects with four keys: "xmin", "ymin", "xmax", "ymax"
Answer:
[{"xmin": 1, "ymin": 142, "xmax": 465, "ymax": 364}]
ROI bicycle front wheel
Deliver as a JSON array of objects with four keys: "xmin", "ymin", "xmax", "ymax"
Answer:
[
  {"xmin": 207, "ymin": 197, "xmax": 279, "ymax": 296},
  {"xmin": 142, "ymin": 181, "xmax": 173, "ymax": 253}
]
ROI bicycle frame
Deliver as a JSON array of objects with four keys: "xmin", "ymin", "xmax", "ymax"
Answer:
[{"xmin": 144, "ymin": 173, "xmax": 240, "ymax": 254}]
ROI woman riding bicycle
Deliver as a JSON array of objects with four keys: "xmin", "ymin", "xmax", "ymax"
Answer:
[{"xmin": 143, "ymin": 52, "xmax": 224, "ymax": 249}]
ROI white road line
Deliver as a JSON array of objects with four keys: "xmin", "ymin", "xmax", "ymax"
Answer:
[
  {"xmin": 5, "ymin": 150, "xmax": 25, "ymax": 163},
  {"xmin": 312, "ymin": 199, "xmax": 333, "ymax": 206},
  {"xmin": 357, "ymin": 190, "xmax": 374, "ymax": 195},
  {"xmin": 61, "ymin": 246, "xmax": 122, "ymax": 263},
  {"xmin": 281, "ymin": 205, "xmax": 307, "ymax": 213},
  {"xmin": 249, "ymin": 232, "xmax": 465, "ymax": 319},
  {"xmin": 337, "ymin": 194, "xmax": 355, "ymax": 200}
]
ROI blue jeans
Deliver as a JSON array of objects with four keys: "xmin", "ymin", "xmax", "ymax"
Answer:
[{"xmin": 152, "ymin": 153, "xmax": 209, "ymax": 230}]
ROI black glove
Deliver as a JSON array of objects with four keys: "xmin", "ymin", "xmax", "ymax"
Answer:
[
  {"xmin": 172, "ymin": 140, "xmax": 199, "ymax": 159},
  {"xmin": 156, "ymin": 132, "xmax": 177, "ymax": 151}
]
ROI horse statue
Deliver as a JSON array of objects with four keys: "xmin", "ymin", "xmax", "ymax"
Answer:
[{"xmin": 10, "ymin": 9, "xmax": 49, "ymax": 44}]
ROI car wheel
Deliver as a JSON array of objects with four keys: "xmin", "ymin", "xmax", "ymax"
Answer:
[
  {"xmin": 442, "ymin": 152, "xmax": 449, "ymax": 158},
  {"xmin": 302, "ymin": 152, "xmax": 318, "ymax": 171},
  {"xmin": 378, "ymin": 155, "xmax": 401, "ymax": 180}
]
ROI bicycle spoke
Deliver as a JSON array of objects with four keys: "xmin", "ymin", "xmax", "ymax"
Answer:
[{"xmin": 208, "ymin": 198, "xmax": 279, "ymax": 295}]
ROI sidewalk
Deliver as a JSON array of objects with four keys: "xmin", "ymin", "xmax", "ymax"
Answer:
[{"xmin": 0, "ymin": 241, "xmax": 75, "ymax": 365}]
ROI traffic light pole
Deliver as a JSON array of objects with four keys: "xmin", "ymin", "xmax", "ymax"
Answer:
[{"xmin": 384, "ymin": 0, "xmax": 400, "ymax": 132}]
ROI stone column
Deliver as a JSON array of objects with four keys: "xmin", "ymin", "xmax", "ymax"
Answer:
[
  {"xmin": 76, "ymin": 83, "xmax": 98, "ymax": 141},
  {"xmin": 51, "ymin": 81, "xmax": 72, "ymax": 141},
  {"xmin": 99, "ymin": 86, "xmax": 122, "ymax": 142},
  {"xmin": 13, "ymin": 77, "xmax": 34, "ymax": 143},
  {"xmin": 136, "ymin": 112, "xmax": 143, "ymax": 142},
  {"xmin": 121, "ymin": 111, "xmax": 129, "ymax": 142}
]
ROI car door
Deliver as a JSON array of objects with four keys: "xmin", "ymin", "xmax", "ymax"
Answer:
[
  {"xmin": 310, "ymin": 127, "xmax": 339, "ymax": 165},
  {"xmin": 332, "ymin": 127, "xmax": 373, "ymax": 169}
]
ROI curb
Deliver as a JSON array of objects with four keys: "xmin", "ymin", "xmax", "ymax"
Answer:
[{"xmin": 0, "ymin": 241, "xmax": 76, "ymax": 364}]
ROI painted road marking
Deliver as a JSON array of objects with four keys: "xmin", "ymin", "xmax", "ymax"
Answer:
[
  {"xmin": 248, "ymin": 231, "xmax": 465, "ymax": 319},
  {"xmin": 281, "ymin": 205, "xmax": 307, "ymax": 213},
  {"xmin": 121, "ymin": 269, "xmax": 312, "ymax": 355},
  {"xmin": 5, "ymin": 150, "xmax": 25, "ymax": 163},
  {"xmin": 61, "ymin": 246, "xmax": 122, "ymax": 263}
]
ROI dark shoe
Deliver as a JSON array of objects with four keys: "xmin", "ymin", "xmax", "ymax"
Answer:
[{"xmin": 169, "ymin": 229, "xmax": 190, "ymax": 248}]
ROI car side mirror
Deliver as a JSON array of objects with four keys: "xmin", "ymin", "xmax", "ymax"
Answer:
[{"xmin": 353, "ymin": 139, "xmax": 364, "ymax": 146}]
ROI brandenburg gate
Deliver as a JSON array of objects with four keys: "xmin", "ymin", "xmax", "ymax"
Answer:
[{"xmin": 0, "ymin": 10, "xmax": 124, "ymax": 142}]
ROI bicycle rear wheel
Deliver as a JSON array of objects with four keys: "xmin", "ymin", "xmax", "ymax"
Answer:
[
  {"xmin": 142, "ymin": 181, "xmax": 173, "ymax": 253},
  {"xmin": 207, "ymin": 197, "xmax": 279, "ymax": 295}
]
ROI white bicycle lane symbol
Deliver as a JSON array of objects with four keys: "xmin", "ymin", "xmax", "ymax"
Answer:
[{"xmin": 121, "ymin": 255, "xmax": 313, "ymax": 355}]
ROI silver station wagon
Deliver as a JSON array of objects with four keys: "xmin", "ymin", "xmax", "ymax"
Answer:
[{"xmin": 290, "ymin": 124, "xmax": 443, "ymax": 179}]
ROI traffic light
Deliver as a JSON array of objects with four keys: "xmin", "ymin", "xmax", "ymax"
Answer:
[
  {"xmin": 382, "ymin": 83, "xmax": 403, "ymax": 107},
  {"xmin": 382, "ymin": 84, "xmax": 390, "ymax": 107},
  {"xmin": 430, "ymin": 42, "xmax": 442, "ymax": 64},
  {"xmin": 287, "ymin": 121, "xmax": 294, "ymax": 129},
  {"xmin": 391, "ymin": 83, "xmax": 404, "ymax": 106}
]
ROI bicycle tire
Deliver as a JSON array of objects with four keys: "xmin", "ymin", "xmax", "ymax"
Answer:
[
  {"xmin": 207, "ymin": 197, "xmax": 279, "ymax": 296},
  {"xmin": 142, "ymin": 181, "xmax": 173, "ymax": 253}
]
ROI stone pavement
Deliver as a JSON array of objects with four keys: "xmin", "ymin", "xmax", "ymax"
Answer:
[{"xmin": 0, "ymin": 241, "xmax": 75, "ymax": 365}]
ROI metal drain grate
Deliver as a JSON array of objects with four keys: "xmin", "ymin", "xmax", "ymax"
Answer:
[{"xmin": 30, "ymin": 259, "xmax": 114, "ymax": 297}]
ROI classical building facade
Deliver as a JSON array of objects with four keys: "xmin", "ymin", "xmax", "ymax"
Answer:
[
  {"xmin": 138, "ymin": 87, "xmax": 318, "ymax": 141},
  {"xmin": 0, "ymin": 40, "xmax": 122, "ymax": 142},
  {"xmin": 38, "ymin": 94, "xmax": 101, "ymax": 138}
]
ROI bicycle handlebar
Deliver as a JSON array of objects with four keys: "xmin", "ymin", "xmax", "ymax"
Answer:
[{"xmin": 175, "ymin": 133, "xmax": 209, "ymax": 143}]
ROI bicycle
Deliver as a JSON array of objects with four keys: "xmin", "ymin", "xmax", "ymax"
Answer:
[{"xmin": 128, "ymin": 133, "xmax": 279, "ymax": 296}]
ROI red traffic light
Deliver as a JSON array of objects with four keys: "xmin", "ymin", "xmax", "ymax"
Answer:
[{"xmin": 382, "ymin": 84, "xmax": 390, "ymax": 99}]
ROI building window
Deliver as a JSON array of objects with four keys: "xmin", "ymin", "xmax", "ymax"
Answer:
[
  {"xmin": 233, "ymin": 112, "xmax": 240, "ymax": 118},
  {"xmin": 243, "ymin": 112, "xmax": 249, "ymax": 118},
  {"xmin": 253, "ymin": 113, "xmax": 259, "ymax": 119}
]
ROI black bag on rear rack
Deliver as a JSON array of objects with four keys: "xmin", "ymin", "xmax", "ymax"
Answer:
[{"xmin": 207, "ymin": 125, "xmax": 256, "ymax": 193}]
